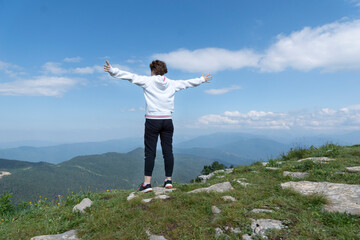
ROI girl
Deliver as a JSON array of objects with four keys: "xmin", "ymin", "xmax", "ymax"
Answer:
[{"xmin": 104, "ymin": 60, "xmax": 212, "ymax": 192}]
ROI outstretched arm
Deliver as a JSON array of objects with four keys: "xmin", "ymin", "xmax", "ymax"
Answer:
[
  {"xmin": 104, "ymin": 61, "xmax": 151, "ymax": 88},
  {"xmin": 172, "ymin": 73, "xmax": 212, "ymax": 92}
]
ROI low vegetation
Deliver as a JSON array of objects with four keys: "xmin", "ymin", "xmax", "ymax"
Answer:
[{"xmin": 1, "ymin": 144, "xmax": 359, "ymax": 239}]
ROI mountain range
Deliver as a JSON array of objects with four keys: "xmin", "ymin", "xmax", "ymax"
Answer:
[{"xmin": 0, "ymin": 148, "xmax": 213, "ymax": 203}]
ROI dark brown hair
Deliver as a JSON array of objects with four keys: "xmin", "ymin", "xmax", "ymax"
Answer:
[{"xmin": 150, "ymin": 60, "xmax": 168, "ymax": 76}]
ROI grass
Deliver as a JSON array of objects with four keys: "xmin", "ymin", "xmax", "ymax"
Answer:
[{"xmin": 1, "ymin": 144, "xmax": 360, "ymax": 239}]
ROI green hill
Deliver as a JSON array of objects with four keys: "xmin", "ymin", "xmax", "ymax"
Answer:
[{"xmin": 0, "ymin": 148, "xmax": 213, "ymax": 203}]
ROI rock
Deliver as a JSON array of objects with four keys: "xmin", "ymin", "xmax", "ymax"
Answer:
[
  {"xmin": 215, "ymin": 226, "xmax": 241, "ymax": 238},
  {"xmin": 127, "ymin": 191, "xmax": 137, "ymax": 201},
  {"xmin": 251, "ymin": 209, "xmax": 274, "ymax": 213},
  {"xmin": 30, "ymin": 230, "xmax": 79, "ymax": 240},
  {"xmin": 224, "ymin": 226, "xmax": 241, "ymax": 234},
  {"xmin": 251, "ymin": 218, "xmax": 285, "ymax": 239},
  {"xmin": 242, "ymin": 234, "xmax": 252, "ymax": 240},
  {"xmin": 197, "ymin": 168, "xmax": 234, "ymax": 183},
  {"xmin": 283, "ymin": 171, "xmax": 309, "ymax": 179},
  {"xmin": 297, "ymin": 157, "xmax": 335, "ymax": 163},
  {"xmin": 146, "ymin": 230, "xmax": 167, "ymax": 240},
  {"xmin": 0, "ymin": 171, "xmax": 11, "ymax": 180},
  {"xmin": 211, "ymin": 206, "xmax": 221, "ymax": 214},
  {"xmin": 142, "ymin": 194, "xmax": 170, "ymax": 203},
  {"xmin": 72, "ymin": 198, "xmax": 92, "ymax": 214},
  {"xmin": 142, "ymin": 198, "xmax": 152, "ymax": 203},
  {"xmin": 346, "ymin": 166, "xmax": 360, "ymax": 172},
  {"xmin": 281, "ymin": 181, "xmax": 360, "ymax": 215},
  {"xmin": 155, "ymin": 194, "xmax": 170, "ymax": 200},
  {"xmin": 152, "ymin": 187, "xmax": 176, "ymax": 196},
  {"xmin": 265, "ymin": 167, "xmax": 280, "ymax": 170},
  {"xmin": 221, "ymin": 196, "xmax": 237, "ymax": 202},
  {"xmin": 128, "ymin": 188, "xmax": 174, "ymax": 202},
  {"xmin": 214, "ymin": 228, "xmax": 224, "ymax": 238},
  {"xmin": 188, "ymin": 182, "xmax": 234, "ymax": 194},
  {"xmin": 236, "ymin": 178, "xmax": 250, "ymax": 187}
]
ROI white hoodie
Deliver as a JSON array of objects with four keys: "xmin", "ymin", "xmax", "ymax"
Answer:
[{"xmin": 109, "ymin": 67, "xmax": 206, "ymax": 119}]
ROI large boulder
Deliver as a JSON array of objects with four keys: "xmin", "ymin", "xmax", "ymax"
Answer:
[
  {"xmin": 72, "ymin": 198, "xmax": 93, "ymax": 214},
  {"xmin": 281, "ymin": 181, "xmax": 360, "ymax": 215}
]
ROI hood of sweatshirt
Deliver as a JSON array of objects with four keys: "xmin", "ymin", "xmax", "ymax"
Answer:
[{"xmin": 153, "ymin": 75, "xmax": 169, "ymax": 90}]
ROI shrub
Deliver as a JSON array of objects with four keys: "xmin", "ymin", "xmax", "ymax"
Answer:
[
  {"xmin": 281, "ymin": 146, "xmax": 313, "ymax": 161},
  {"xmin": 0, "ymin": 192, "xmax": 15, "ymax": 216},
  {"xmin": 201, "ymin": 161, "xmax": 226, "ymax": 175}
]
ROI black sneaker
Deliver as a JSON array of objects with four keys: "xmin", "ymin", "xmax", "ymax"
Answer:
[
  {"xmin": 138, "ymin": 183, "xmax": 152, "ymax": 193},
  {"xmin": 163, "ymin": 179, "xmax": 172, "ymax": 189}
]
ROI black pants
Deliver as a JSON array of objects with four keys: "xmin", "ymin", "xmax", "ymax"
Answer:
[{"xmin": 144, "ymin": 119, "xmax": 174, "ymax": 177}]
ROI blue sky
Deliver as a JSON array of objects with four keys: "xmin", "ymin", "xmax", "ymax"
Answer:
[{"xmin": 0, "ymin": 0, "xmax": 360, "ymax": 143}]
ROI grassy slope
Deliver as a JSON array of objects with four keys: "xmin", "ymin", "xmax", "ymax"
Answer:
[{"xmin": 1, "ymin": 144, "xmax": 359, "ymax": 240}]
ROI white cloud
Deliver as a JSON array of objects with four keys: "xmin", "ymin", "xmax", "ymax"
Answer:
[
  {"xmin": 153, "ymin": 48, "xmax": 261, "ymax": 73},
  {"xmin": 153, "ymin": 19, "xmax": 360, "ymax": 73},
  {"xmin": 197, "ymin": 106, "xmax": 360, "ymax": 130},
  {"xmin": 0, "ymin": 60, "xmax": 24, "ymax": 77},
  {"xmin": 199, "ymin": 114, "xmax": 239, "ymax": 125},
  {"xmin": 350, "ymin": 0, "xmax": 360, "ymax": 7},
  {"xmin": 204, "ymin": 85, "xmax": 242, "ymax": 95},
  {"xmin": 42, "ymin": 62, "xmax": 109, "ymax": 75},
  {"xmin": 0, "ymin": 76, "xmax": 82, "ymax": 97},
  {"xmin": 72, "ymin": 66, "xmax": 95, "ymax": 74},
  {"xmin": 42, "ymin": 62, "xmax": 67, "ymax": 75},
  {"xmin": 63, "ymin": 57, "xmax": 82, "ymax": 63},
  {"xmin": 260, "ymin": 19, "xmax": 360, "ymax": 72}
]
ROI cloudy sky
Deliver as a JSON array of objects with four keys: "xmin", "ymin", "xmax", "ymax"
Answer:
[{"xmin": 0, "ymin": 0, "xmax": 360, "ymax": 143}]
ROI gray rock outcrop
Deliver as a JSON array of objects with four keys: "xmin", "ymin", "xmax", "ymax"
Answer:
[
  {"xmin": 251, "ymin": 209, "xmax": 274, "ymax": 213},
  {"xmin": 72, "ymin": 198, "xmax": 93, "ymax": 214},
  {"xmin": 281, "ymin": 181, "xmax": 360, "ymax": 215},
  {"xmin": 127, "ymin": 192, "xmax": 137, "ymax": 201},
  {"xmin": 283, "ymin": 171, "xmax": 309, "ymax": 179},
  {"xmin": 221, "ymin": 196, "xmax": 237, "ymax": 202},
  {"xmin": 265, "ymin": 167, "xmax": 280, "ymax": 171},
  {"xmin": 127, "ymin": 187, "xmax": 175, "ymax": 202},
  {"xmin": 251, "ymin": 218, "xmax": 285, "ymax": 239},
  {"xmin": 215, "ymin": 226, "xmax": 241, "ymax": 238},
  {"xmin": 346, "ymin": 166, "xmax": 360, "ymax": 172},
  {"xmin": 152, "ymin": 187, "xmax": 175, "ymax": 196},
  {"xmin": 297, "ymin": 157, "xmax": 335, "ymax": 163},
  {"xmin": 197, "ymin": 168, "xmax": 234, "ymax": 183},
  {"xmin": 211, "ymin": 206, "xmax": 221, "ymax": 214},
  {"xmin": 142, "ymin": 194, "xmax": 170, "ymax": 203},
  {"xmin": 30, "ymin": 230, "xmax": 79, "ymax": 240},
  {"xmin": 236, "ymin": 178, "xmax": 250, "ymax": 187},
  {"xmin": 146, "ymin": 230, "xmax": 167, "ymax": 240},
  {"xmin": 187, "ymin": 182, "xmax": 234, "ymax": 194}
]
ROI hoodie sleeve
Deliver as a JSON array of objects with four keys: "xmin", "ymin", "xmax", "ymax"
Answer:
[
  {"xmin": 171, "ymin": 76, "xmax": 206, "ymax": 92},
  {"xmin": 108, "ymin": 67, "xmax": 151, "ymax": 88}
]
